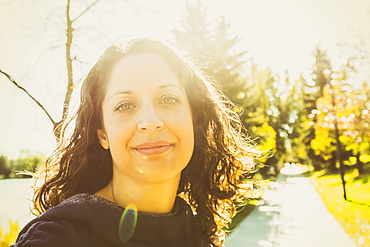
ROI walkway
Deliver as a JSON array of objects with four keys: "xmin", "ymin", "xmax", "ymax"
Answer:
[{"xmin": 226, "ymin": 165, "xmax": 356, "ymax": 247}]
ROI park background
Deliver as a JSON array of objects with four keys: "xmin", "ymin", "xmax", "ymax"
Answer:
[{"xmin": 0, "ymin": 0, "xmax": 369, "ymax": 246}]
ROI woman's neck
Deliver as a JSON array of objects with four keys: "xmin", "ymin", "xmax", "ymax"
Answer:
[{"xmin": 97, "ymin": 173, "xmax": 181, "ymax": 214}]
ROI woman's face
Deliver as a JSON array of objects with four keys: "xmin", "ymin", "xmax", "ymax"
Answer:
[{"xmin": 97, "ymin": 53, "xmax": 194, "ymax": 183}]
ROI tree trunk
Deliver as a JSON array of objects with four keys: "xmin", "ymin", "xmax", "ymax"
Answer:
[{"xmin": 356, "ymin": 153, "xmax": 364, "ymax": 174}]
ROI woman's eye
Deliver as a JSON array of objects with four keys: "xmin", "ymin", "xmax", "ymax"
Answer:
[
  {"xmin": 160, "ymin": 95, "xmax": 179, "ymax": 105},
  {"xmin": 114, "ymin": 102, "xmax": 135, "ymax": 112}
]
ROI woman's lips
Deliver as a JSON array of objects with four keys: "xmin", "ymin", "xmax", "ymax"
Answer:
[{"xmin": 133, "ymin": 142, "xmax": 173, "ymax": 156}]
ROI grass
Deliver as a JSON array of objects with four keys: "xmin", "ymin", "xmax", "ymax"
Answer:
[{"xmin": 313, "ymin": 167, "xmax": 370, "ymax": 247}]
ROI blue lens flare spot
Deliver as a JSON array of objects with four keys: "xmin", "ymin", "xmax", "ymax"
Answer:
[{"xmin": 119, "ymin": 204, "xmax": 138, "ymax": 243}]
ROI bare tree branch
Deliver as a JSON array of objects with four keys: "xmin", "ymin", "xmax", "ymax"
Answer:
[
  {"xmin": 1, "ymin": 0, "xmax": 106, "ymax": 142},
  {"xmin": 56, "ymin": 0, "xmax": 75, "ymax": 139},
  {"xmin": 0, "ymin": 69, "xmax": 56, "ymax": 125},
  {"xmin": 72, "ymin": 0, "xmax": 102, "ymax": 22}
]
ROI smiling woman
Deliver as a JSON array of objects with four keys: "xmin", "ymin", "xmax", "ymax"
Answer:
[
  {"xmin": 95, "ymin": 52, "xmax": 194, "ymax": 213},
  {"xmin": 11, "ymin": 38, "xmax": 260, "ymax": 247}
]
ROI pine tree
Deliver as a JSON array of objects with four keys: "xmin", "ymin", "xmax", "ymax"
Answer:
[
  {"xmin": 172, "ymin": 1, "xmax": 248, "ymax": 107},
  {"xmin": 301, "ymin": 47, "xmax": 332, "ymax": 171},
  {"xmin": 173, "ymin": 1, "xmax": 282, "ymax": 177}
]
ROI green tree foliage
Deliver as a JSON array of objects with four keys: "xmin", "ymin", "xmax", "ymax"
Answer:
[
  {"xmin": 172, "ymin": 1, "xmax": 370, "ymax": 177},
  {"xmin": 12, "ymin": 150, "xmax": 45, "ymax": 174},
  {"xmin": 0, "ymin": 155, "xmax": 10, "ymax": 179},
  {"xmin": 298, "ymin": 48, "xmax": 331, "ymax": 171},
  {"xmin": 172, "ymin": 2, "xmax": 279, "ymax": 176},
  {"xmin": 295, "ymin": 41, "xmax": 370, "ymax": 175},
  {"xmin": 282, "ymin": 76, "xmax": 308, "ymax": 164},
  {"xmin": 310, "ymin": 66, "xmax": 370, "ymax": 174},
  {"xmin": 173, "ymin": 1, "xmax": 321, "ymax": 176},
  {"xmin": 242, "ymin": 65, "xmax": 279, "ymax": 169},
  {"xmin": 0, "ymin": 150, "xmax": 45, "ymax": 178},
  {"xmin": 245, "ymin": 66, "xmax": 307, "ymax": 171}
]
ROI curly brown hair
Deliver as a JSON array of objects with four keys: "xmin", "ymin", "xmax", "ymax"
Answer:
[{"xmin": 33, "ymin": 37, "xmax": 260, "ymax": 247}]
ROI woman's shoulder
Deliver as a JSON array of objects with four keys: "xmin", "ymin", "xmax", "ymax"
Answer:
[
  {"xmin": 12, "ymin": 193, "xmax": 124, "ymax": 247},
  {"xmin": 12, "ymin": 194, "xmax": 210, "ymax": 247},
  {"xmin": 11, "ymin": 216, "xmax": 89, "ymax": 247}
]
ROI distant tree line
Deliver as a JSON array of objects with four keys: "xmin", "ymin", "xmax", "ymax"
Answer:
[{"xmin": 0, "ymin": 150, "xmax": 45, "ymax": 179}]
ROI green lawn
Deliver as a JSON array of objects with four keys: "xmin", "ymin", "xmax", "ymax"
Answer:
[{"xmin": 313, "ymin": 167, "xmax": 370, "ymax": 246}]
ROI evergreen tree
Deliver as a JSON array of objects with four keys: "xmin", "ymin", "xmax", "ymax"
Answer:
[
  {"xmin": 300, "ymin": 47, "xmax": 332, "ymax": 170},
  {"xmin": 172, "ymin": 1, "xmax": 248, "ymax": 107},
  {"xmin": 172, "ymin": 1, "xmax": 211, "ymax": 62},
  {"xmin": 173, "ymin": 1, "xmax": 281, "ymax": 177}
]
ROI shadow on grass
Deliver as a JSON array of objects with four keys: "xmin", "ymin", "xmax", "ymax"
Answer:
[
  {"xmin": 347, "ymin": 199, "xmax": 370, "ymax": 208},
  {"xmin": 352, "ymin": 175, "xmax": 369, "ymax": 184},
  {"xmin": 228, "ymin": 201, "xmax": 258, "ymax": 232},
  {"xmin": 301, "ymin": 170, "xmax": 315, "ymax": 177}
]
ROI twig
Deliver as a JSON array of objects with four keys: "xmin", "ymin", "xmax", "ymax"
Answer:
[
  {"xmin": 0, "ymin": 69, "xmax": 56, "ymax": 125},
  {"xmin": 72, "ymin": 0, "xmax": 102, "ymax": 22}
]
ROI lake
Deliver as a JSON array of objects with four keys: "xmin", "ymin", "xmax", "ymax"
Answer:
[{"xmin": 0, "ymin": 179, "xmax": 35, "ymax": 231}]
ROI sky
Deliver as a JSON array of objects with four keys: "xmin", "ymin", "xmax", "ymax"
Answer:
[{"xmin": 0, "ymin": 0, "xmax": 369, "ymax": 158}]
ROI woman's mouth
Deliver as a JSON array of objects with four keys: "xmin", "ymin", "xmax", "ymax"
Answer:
[{"xmin": 133, "ymin": 142, "xmax": 173, "ymax": 156}]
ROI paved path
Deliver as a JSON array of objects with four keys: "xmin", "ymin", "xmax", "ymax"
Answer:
[{"xmin": 226, "ymin": 165, "xmax": 357, "ymax": 247}]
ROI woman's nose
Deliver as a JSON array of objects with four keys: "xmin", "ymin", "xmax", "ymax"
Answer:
[{"xmin": 137, "ymin": 105, "xmax": 164, "ymax": 132}]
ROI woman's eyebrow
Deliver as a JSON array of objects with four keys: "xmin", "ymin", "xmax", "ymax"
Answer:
[
  {"xmin": 109, "ymin": 91, "xmax": 133, "ymax": 102},
  {"xmin": 108, "ymin": 85, "xmax": 183, "ymax": 103},
  {"xmin": 158, "ymin": 84, "xmax": 184, "ymax": 92}
]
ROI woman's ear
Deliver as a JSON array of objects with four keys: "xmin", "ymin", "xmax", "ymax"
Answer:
[{"xmin": 97, "ymin": 129, "xmax": 109, "ymax": 149}]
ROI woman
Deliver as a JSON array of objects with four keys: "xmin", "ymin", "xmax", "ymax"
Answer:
[{"xmin": 12, "ymin": 38, "xmax": 260, "ymax": 247}]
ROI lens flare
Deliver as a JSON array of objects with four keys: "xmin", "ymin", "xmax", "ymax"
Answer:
[{"xmin": 119, "ymin": 204, "xmax": 138, "ymax": 243}]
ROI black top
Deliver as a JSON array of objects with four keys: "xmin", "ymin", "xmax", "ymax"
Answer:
[{"xmin": 12, "ymin": 193, "xmax": 210, "ymax": 247}]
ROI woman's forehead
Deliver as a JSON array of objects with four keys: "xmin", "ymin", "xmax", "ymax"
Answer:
[{"xmin": 104, "ymin": 53, "xmax": 184, "ymax": 97}]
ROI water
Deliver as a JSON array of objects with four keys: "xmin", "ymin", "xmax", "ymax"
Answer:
[{"xmin": 0, "ymin": 179, "xmax": 35, "ymax": 231}]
